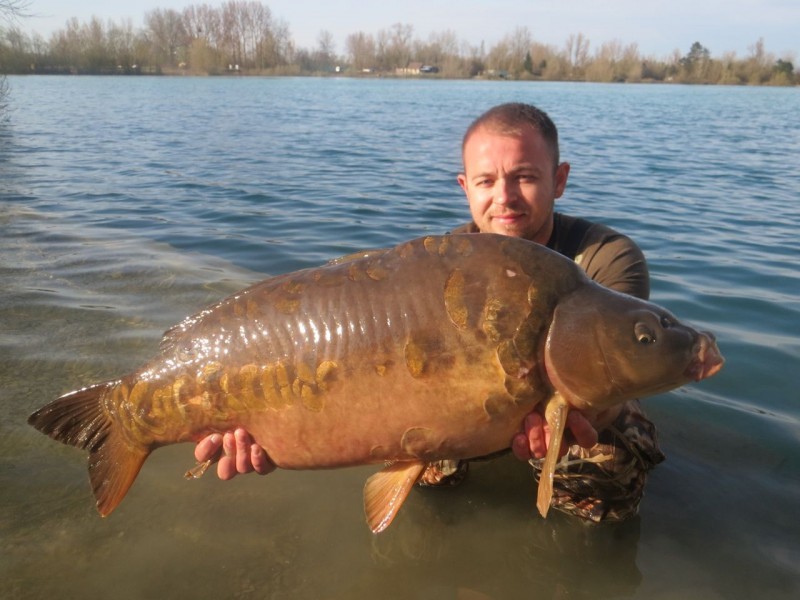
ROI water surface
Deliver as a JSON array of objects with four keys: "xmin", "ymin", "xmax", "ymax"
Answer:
[{"xmin": 1, "ymin": 76, "xmax": 799, "ymax": 599}]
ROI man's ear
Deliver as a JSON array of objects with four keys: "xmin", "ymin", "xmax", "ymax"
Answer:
[
  {"xmin": 457, "ymin": 172, "xmax": 468, "ymax": 194},
  {"xmin": 554, "ymin": 162, "xmax": 570, "ymax": 198}
]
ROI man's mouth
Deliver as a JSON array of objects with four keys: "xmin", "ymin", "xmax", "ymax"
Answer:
[{"xmin": 492, "ymin": 212, "xmax": 524, "ymax": 224}]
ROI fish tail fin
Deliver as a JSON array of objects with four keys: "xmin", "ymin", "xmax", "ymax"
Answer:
[
  {"xmin": 536, "ymin": 395, "xmax": 569, "ymax": 518},
  {"xmin": 28, "ymin": 381, "xmax": 149, "ymax": 517}
]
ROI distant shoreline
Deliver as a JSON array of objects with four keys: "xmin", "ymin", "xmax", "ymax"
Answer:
[{"xmin": 5, "ymin": 70, "xmax": 798, "ymax": 88}]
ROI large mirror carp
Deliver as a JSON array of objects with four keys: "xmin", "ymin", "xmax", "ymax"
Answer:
[{"xmin": 28, "ymin": 234, "xmax": 724, "ymax": 532}]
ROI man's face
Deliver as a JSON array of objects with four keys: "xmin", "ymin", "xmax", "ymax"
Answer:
[{"xmin": 457, "ymin": 125, "xmax": 570, "ymax": 244}]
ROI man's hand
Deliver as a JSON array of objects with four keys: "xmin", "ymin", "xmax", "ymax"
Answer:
[
  {"xmin": 511, "ymin": 410, "xmax": 599, "ymax": 461},
  {"xmin": 194, "ymin": 428, "xmax": 276, "ymax": 480}
]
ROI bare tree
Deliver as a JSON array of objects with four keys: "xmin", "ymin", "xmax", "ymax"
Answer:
[
  {"xmin": 413, "ymin": 30, "xmax": 461, "ymax": 75},
  {"xmin": 345, "ymin": 31, "xmax": 376, "ymax": 71},
  {"xmin": 0, "ymin": 0, "xmax": 29, "ymax": 20},
  {"xmin": 316, "ymin": 30, "xmax": 335, "ymax": 60},
  {"xmin": 743, "ymin": 37, "xmax": 773, "ymax": 84},
  {"xmin": 565, "ymin": 32, "xmax": 590, "ymax": 77},
  {"xmin": 1, "ymin": 0, "xmax": 31, "ymax": 113},
  {"xmin": 144, "ymin": 8, "xmax": 187, "ymax": 67},
  {"xmin": 379, "ymin": 22, "xmax": 413, "ymax": 70},
  {"xmin": 487, "ymin": 27, "xmax": 532, "ymax": 75}
]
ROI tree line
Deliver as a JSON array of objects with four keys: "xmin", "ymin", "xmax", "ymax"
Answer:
[{"xmin": 0, "ymin": 1, "xmax": 796, "ymax": 85}]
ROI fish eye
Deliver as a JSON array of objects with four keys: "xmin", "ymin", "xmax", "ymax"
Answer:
[{"xmin": 635, "ymin": 322, "xmax": 656, "ymax": 344}]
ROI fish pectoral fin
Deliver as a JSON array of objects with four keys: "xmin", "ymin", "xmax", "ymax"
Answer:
[
  {"xmin": 363, "ymin": 461, "xmax": 427, "ymax": 533},
  {"xmin": 536, "ymin": 394, "xmax": 570, "ymax": 518}
]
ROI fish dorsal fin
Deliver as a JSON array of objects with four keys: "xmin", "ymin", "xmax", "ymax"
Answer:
[
  {"xmin": 363, "ymin": 461, "xmax": 426, "ymax": 533},
  {"xmin": 536, "ymin": 393, "xmax": 570, "ymax": 518}
]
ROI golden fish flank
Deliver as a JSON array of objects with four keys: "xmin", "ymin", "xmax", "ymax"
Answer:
[
  {"xmin": 452, "ymin": 235, "xmax": 474, "ymax": 257},
  {"xmin": 374, "ymin": 362, "xmax": 389, "ymax": 376},
  {"xmin": 511, "ymin": 315, "xmax": 545, "ymax": 365},
  {"xmin": 496, "ymin": 339, "xmax": 530, "ymax": 379},
  {"xmin": 259, "ymin": 365, "xmax": 287, "ymax": 410},
  {"xmin": 483, "ymin": 392, "xmax": 519, "ymax": 418},
  {"xmin": 313, "ymin": 270, "xmax": 348, "ymax": 287},
  {"xmin": 404, "ymin": 339, "xmax": 427, "ymax": 379},
  {"xmin": 273, "ymin": 295, "xmax": 300, "ymax": 315},
  {"xmin": 444, "ymin": 268, "xmax": 469, "ymax": 330},
  {"xmin": 210, "ymin": 359, "xmax": 342, "ymax": 415},
  {"xmin": 424, "ymin": 233, "xmax": 474, "ymax": 258},
  {"xmin": 481, "ymin": 297, "xmax": 505, "ymax": 342},
  {"xmin": 366, "ymin": 262, "xmax": 390, "ymax": 281},
  {"xmin": 400, "ymin": 427, "xmax": 438, "ymax": 457},
  {"xmin": 347, "ymin": 262, "xmax": 368, "ymax": 282},
  {"xmin": 396, "ymin": 240, "xmax": 416, "ymax": 259},
  {"xmin": 315, "ymin": 360, "xmax": 338, "ymax": 391},
  {"xmin": 423, "ymin": 235, "xmax": 442, "ymax": 255},
  {"xmin": 282, "ymin": 279, "xmax": 307, "ymax": 295},
  {"xmin": 235, "ymin": 364, "xmax": 260, "ymax": 407},
  {"xmin": 130, "ymin": 381, "xmax": 179, "ymax": 438},
  {"xmin": 296, "ymin": 361, "xmax": 316, "ymax": 385},
  {"xmin": 295, "ymin": 359, "xmax": 323, "ymax": 412}
]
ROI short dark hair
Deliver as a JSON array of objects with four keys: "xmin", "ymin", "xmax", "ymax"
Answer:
[{"xmin": 462, "ymin": 103, "xmax": 561, "ymax": 169}]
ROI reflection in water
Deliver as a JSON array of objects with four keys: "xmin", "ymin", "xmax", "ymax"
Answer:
[{"xmin": 365, "ymin": 458, "xmax": 643, "ymax": 599}]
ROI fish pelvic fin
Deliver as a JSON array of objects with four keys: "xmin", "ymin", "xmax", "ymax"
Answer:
[
  {"xmin": 363, "ymin": 460, "xmax": 426, "ymax": 533},
  {"xmin": 536, "ymin": 394, "xmax": 569, "ymax": 518},
  {"xmin": 27, "ymin": 382, "xmax": 149, "ymax": 517}
]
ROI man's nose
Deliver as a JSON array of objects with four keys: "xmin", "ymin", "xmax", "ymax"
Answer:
[{"xmin": 494, "ymin": 179, "xmax": 515, "ymax": 205}]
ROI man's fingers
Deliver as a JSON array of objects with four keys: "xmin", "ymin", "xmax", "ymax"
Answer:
[
  {"xmin": 251, "ymin": 444, "xmax": 276, "ymax": 475},
  {"xmin": 526, "ymin": 412, "xmax": 548, "ymax": 458},
  {"xmin": 513, "ymin": 408, "xmax": 599, "ymax": 464},
  {"xmin": 216, "ymin": 456, "xmax": 237, "ymax": 480},
  {"xmin": 195, "ymin": 428, "xmax": 276, "ymax": 479},
  {"xmin": 194, "ymin": 433, "xmax": 223, "ymax": 462},
  {"xmin": 566, "ymin": 411, "xmax": 599, "ymax": 449},
  {"xmin": 511, "ymin": 413, "xmax": 547, "ymax": 461},
  {"xmin": 235, "ymin": 428, "xmax": 254, "ymax": 474},
  {"xmin": 217, "ymin": 432, "xmax": 238, "ymax": 480},
  {"xmin": 511, "ymin": 432, "xmax": 531, "ymax": 461}
]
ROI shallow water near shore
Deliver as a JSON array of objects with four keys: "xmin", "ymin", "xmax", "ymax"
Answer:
[{"xmin": 1, "ymin": 76, "xmax": 799, "ymax": 599}]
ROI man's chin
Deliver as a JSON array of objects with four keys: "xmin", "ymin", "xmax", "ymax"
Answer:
[{"xmin": 489, "ymin": 221, "xmax": 527, "ymax": 237}]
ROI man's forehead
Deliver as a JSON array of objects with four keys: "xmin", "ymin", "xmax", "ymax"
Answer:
[{"xmin": 462, "ymin": 126, "xmax": 556, "ymax": 169}]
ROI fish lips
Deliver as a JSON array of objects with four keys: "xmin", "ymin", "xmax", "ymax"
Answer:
[{"xmin": 684, "ymin": 331, "xmax": 725, "ymax": 381}]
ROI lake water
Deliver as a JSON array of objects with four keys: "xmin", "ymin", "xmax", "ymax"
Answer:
[{"xmin": 1, "ymin": 76, "xmax": 798, "ymax": 599}]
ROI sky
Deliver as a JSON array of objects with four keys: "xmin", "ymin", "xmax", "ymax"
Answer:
[{"xmin": 12, "ymin": 0, "xmax": 800, "ymax": 60}]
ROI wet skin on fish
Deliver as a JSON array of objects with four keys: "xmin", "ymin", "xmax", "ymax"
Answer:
[{"xmin": 28, "ymin": 234, "xmax": 724, "ymax": 532}]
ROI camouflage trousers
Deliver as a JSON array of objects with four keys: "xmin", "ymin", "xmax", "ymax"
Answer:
[{"xmin": 418, "ymin": 400, "xmax": 664, "ymax": 523}]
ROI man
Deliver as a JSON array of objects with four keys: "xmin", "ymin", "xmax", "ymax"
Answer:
[{"xmin": 194, "ymin": 103, "xmax": 663, "ymax": 522}]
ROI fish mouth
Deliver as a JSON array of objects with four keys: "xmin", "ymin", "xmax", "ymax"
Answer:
[{"xmin": 685, "ymin": 331, "xmax": 725, "ymax": 381}]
